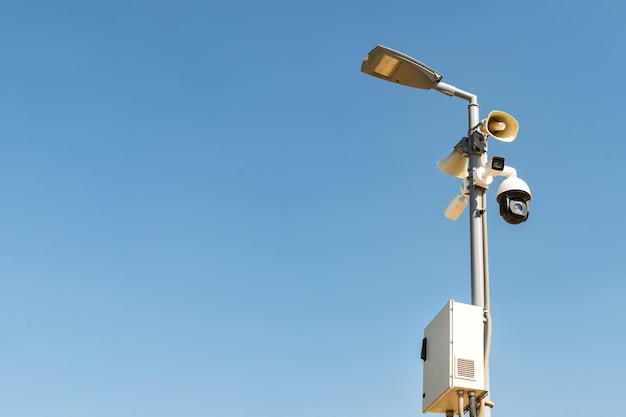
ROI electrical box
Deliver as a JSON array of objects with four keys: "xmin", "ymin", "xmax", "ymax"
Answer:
[{"xmin": 421, "ymin": 299, "xmax": 486, "ymax": 414}]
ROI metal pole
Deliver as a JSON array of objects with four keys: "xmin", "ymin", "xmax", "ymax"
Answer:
[
  {"xmin": 436, "ymin": 82, "xmax": 493, "ymax": 417},
  {"xmin": 465, "ymin": 98, "xmax": 492, "ymax": 417},
  {"xmin": 466, "ymin": 99, "xmax": 484, "ymax": 308}
]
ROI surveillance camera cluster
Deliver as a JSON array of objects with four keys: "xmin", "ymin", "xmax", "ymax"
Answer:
[{"xmin": 440, "ymin": 111, "xmax": 532, "ymax": 225}]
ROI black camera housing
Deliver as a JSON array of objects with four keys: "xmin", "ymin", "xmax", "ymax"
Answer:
[{"xmin": 497, "ymin": 190, "xmax": 530, "ymax": 224}]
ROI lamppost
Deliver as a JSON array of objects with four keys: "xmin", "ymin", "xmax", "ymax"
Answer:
[{"xmin": 360, "ymin": 45, "xmax": 532, "ymax": 417}]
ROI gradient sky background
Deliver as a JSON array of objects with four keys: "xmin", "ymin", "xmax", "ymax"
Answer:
[{"xmin": 1, "ymin": 1, "xmax": 625, "ymax": 416}]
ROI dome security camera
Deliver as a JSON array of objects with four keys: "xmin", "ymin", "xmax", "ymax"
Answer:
[{"xmin": 496, "ymin": 176, "xmax": 532, "ymax": 224}]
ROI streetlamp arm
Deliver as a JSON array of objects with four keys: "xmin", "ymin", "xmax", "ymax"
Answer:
[{"xmin": 434, "ymin": 81, "xmax": 477, "ymax": 104}]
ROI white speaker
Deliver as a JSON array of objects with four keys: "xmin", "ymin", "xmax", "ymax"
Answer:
[
  {"xmin": 437, "ymin": 145, "xmax": 468, "ymax": 178},
  {"xmin": 478, "ymin": 110, "xmax": 519, "ymax": 142}
]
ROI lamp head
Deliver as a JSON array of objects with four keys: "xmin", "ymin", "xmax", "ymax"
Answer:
[{"xmin": 361, "ymin": 45, "xmax": 442, "ymax": 89}]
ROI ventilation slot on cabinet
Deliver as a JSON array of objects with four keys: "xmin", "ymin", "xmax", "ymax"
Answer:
[{"xmin": 456, "ymin": 358, "xmax": 475, "ymax": 380}]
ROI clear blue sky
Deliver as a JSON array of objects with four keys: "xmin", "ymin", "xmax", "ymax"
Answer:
[{"xmin": 1, "ymin": 1, "xmax": 625, "ymax": 416}]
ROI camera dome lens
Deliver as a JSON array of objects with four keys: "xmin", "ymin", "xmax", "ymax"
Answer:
[
  {"xmin": 508, "ymin": 199, "xmax": 528, "ymax": 217},
  {"xmin": 499, "ymin": 194, "xmax": 530, "ymax": 225}
]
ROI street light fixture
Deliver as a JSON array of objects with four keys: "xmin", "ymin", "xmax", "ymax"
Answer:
[
  {"xmin": 361, "ymin": 45, "xmax": 532, "ymax": 417},
  {"xmin": 360, "ymin": 45, "xmax": 442, "ymax": 89},
  {"xmin": 360, "ymin": 45, "xmax": 477, "ymax": 102}
]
